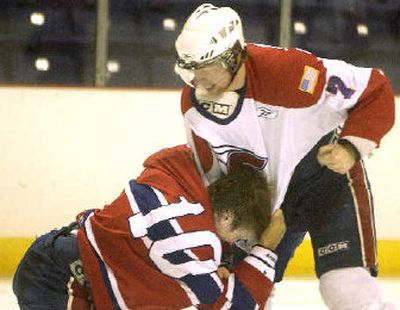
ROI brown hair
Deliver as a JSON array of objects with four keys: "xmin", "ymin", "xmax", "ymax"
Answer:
[{"xmin": 207, "ymin": 165, "xmax": 271, "ymax": 239}]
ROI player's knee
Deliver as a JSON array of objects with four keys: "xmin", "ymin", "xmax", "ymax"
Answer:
[{"xmin": 319, "ymin": 267, "xmax": 391, "ymax": 310}]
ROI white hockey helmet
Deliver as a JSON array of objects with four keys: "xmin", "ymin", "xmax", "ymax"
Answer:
[{"xmin": 175, "ymin": 3, "xmax": 246, "ymax": 86}]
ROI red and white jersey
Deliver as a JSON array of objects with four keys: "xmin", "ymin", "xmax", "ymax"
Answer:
[
  {"xmin": 77, "ymin": 145, "xmax": 275, "ymax": 309},
  {"xmin": 181, "ymin": 44, "xmax": 395, "ymax": 211}
]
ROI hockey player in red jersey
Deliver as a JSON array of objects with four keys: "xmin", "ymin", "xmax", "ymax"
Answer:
[
  {"xmin": 13, "ymin": 145, "xmax": 286, "ymax": 309},
  {"xmin": 174, "ymin": 3, "xmax": 396, "ymax": 309}
]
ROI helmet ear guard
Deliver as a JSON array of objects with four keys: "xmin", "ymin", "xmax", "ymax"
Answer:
[{"xmin": 218, "ymin": 40, "xmax": 247, "ymax": 75}]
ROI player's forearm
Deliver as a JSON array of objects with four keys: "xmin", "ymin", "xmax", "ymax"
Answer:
[
  {"xmin": 231, "ymin": 246, "xmax": 276, "ymax": 305},
  {"xmin": 204, "ymin": 246, "xmax": 276, "ymax": 309}
]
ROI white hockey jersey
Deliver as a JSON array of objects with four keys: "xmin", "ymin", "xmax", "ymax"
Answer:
[{"xmin": 181, "ymin": 44, "xmax": 395, "ymax": 211}]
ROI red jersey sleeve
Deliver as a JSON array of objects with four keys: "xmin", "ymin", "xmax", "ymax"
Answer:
[{"xmin": 340, "ymin": 69, "xmax": 395, "ymax": 146}]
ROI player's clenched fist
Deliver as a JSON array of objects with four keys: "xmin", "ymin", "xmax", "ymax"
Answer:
[{"xmin": 317, "ymin": 142, "xmax": 358, "ymax": 174}]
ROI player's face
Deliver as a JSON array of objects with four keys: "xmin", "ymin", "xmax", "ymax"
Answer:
[
  {"xmin": 214, "ymin": 213, "xmax": 255, "ymax": 245},
  {"xmin": 192, "ymin": 61, "xmax": 232, "ymax": 95}
]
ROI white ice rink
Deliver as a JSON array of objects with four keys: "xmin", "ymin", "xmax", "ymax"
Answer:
[{"xmin": 1, "ymin": 277, "xmax": 399, "ymax": 309}]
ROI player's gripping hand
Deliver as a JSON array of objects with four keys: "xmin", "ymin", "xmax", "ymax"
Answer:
[
  {"xmin": 259, "ymin": 209, "xmax": 286, "ymax": 251},
  {"xmin": 217, "ymin": 266, "xmax": 230, "ymax": 280},
  {"xmin": 317, "ymin": 142, "xmax": 358, "ymax": 174}
]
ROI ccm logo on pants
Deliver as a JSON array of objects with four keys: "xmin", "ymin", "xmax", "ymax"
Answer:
[{"xmin": 318, "ymin": 241, "xmax": 349, "ymax": 257}]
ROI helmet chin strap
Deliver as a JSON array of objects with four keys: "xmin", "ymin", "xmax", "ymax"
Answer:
[{"xmin": 227, "ymin": 67, "xmax": 243, "ymax": 92}]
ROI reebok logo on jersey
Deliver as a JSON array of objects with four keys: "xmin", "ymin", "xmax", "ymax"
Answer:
[
  {"xmin": 257, "ymin": 107, "xmax": 278, "ymax": 119},
  {"xmin": 299, "ymin": 65, "xmax": 319, "ymax": 94},
  {"xmin": 317, "ymin": 241, "xmax": 349, "ymax": 257}
]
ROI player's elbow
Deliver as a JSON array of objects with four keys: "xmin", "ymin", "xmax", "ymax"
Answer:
[
  {"xmin": 369, "ymin": 69, "xmax": 396, "ymax": 134},
  {"xmin": 378, "ymin": 72, "xmax": 396, "ymax": 132}
]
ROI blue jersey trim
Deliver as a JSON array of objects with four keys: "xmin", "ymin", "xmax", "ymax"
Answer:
[
  {"xmin": 181, "ymin": 273, "xmax": 221, "ymax": 304},
  {"xmin": 230, "ymin": 276, "xmax": 256, "ymax": 309}
]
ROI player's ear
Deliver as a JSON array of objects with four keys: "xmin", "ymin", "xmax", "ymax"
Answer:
[{"xmin": 219, "ymin": 210, "xmax": 234, "ymax": 227}]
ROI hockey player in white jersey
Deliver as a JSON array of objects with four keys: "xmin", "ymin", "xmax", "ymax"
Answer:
[{"xmin": 174, "ymin": 3, "xmax": 396, "ymax": 309}]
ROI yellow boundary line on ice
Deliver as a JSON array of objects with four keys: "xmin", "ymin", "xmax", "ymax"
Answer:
[{"xmin": 0, "ymin": 238, "xmax": 399, "ymax": 278}]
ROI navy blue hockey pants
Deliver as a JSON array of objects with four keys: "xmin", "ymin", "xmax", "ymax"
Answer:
[
  {"xmin": 275, "ymin": 131, "xmax": 378, "ymax": 281},
  {"xmin": 12, "ymin": 223, "xmax": 83, "ymax": 309}
]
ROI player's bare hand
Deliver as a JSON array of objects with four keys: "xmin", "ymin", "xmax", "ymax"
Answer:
[
  {"xmin": 317, "ymin": 143, "xmax": 357, "ymax": 174},
  {"xmin": 259, "ymin": 209, "xmax": 286, "ymax": 250},
  {"xmin": 217, "ymin": 266, "xmax": 230, "ymax": 280}
]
